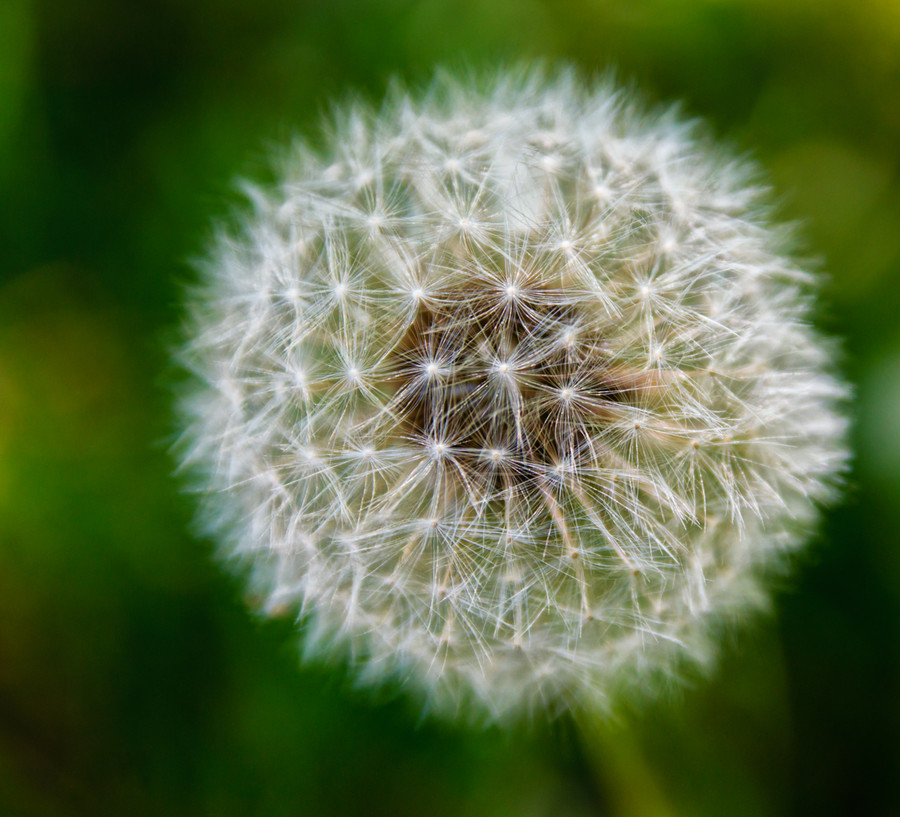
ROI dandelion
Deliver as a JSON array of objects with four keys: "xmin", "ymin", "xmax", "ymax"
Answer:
[{"xmin": 176, "ymin": 68, "xmax": 848, "ymax": 720}]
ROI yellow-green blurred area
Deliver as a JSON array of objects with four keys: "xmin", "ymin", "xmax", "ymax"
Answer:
[{"xmin": 1, "ymin": 0, "xmax": 898, "ymax": 814}]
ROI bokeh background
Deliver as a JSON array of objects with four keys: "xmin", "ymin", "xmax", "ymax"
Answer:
[{"xmin": 2, "ymin": 0, "xmax": 899, "ymax": 814}]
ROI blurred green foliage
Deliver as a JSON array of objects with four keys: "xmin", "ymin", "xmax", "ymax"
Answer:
[{"xmin": 1, "ymin": 0, "xmax": 898, "ymax": 814}]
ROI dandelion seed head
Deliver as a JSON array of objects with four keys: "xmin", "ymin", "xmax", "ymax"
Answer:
[{"xmin": 176, "ymin": 67, "xmax": 848, "ymax": 721}]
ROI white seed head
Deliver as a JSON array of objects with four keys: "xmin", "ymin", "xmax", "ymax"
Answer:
[{"xmin": 176, "ymin": 68, "xmax": 848, "ymax": 720}]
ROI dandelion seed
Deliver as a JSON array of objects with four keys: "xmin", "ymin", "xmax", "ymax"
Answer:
[{"xmin": 176, "ymin": 67, "xmax": 848, "ymax": 721}]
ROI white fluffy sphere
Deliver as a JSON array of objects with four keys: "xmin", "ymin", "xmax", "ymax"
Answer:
[{"xmin": 177, "ymin": 68, "xmax": 848, "ymax": 719}]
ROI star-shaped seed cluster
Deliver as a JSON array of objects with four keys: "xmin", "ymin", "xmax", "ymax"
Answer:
[{"xmin": 177, "ymin": 69, "xmax": 848, "ymax": 719}]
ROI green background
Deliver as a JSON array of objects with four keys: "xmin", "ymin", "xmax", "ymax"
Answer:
[{"xmin": 1, "ymin": 0, "xmax": 898, "ymax": 814}]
